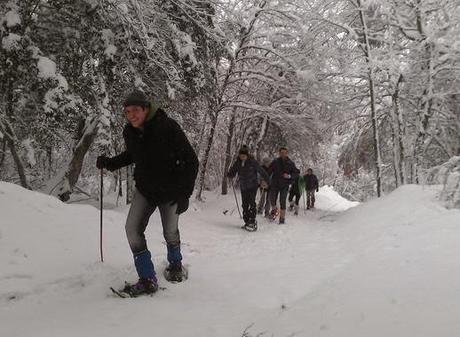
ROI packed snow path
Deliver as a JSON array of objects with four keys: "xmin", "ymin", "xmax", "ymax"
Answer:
[{"xmin": 1, "ymin": 182, "xmax": 459, "ymax": 337}]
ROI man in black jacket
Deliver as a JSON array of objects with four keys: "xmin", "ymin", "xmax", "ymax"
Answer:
[
  {"xmin": 96, "ymin": 89, "xmax": 198, "ymax": 295},
  {"xmin": 268, "ymin": 147, "xmax": 300, "ymax": 224},
  {"xmin": 228, "ymin": 146, "xmax": 270, "ymax": 231},
  {"xmin": 304, "ymin": 168, "xmax": 319, "ymax": 209}
]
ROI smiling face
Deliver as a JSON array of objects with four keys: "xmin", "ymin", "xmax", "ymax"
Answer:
[{"xmin": 124, "ymin": 105, "xmax": 149, "ymax": 128}]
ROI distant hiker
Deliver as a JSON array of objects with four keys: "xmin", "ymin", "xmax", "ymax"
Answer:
[
  {"xmin": 96, "ymin": 89, "xmax": 199, "ymax": 296},
  {"xmin": 257, "ymin": 157, "xmax": 271, "ymax": 217},
  {"xmin": 304, "ymin": 168, "xmax": 319, "ymax": 209},
  {"xmin": 268, "ymin": 147, "xmax": 300, "ymax": 224},
  {"xmin": 288, "ymin": 175, "xmax": 305, "ymax": 215},
  {"xmin": 228, "ymin": 146, "xmax": 270, "ymax": 231}
]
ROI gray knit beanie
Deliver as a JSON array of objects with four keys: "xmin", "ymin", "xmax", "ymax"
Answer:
[{"xmin": 123, "ymin": 89, "xmax": 150, "ymax": 108}]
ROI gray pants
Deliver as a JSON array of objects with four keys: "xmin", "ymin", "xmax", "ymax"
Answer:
[
  {"xmin": 125, "ymin": 190, "xmax": 180, "ymax": 254},
  {"xmin": 257, "ymin": 188, "xmax": 270, "ymax": 215},
  {"xmin": 270, "ymin": 185, "xmax": 289, "ymax": 210}
]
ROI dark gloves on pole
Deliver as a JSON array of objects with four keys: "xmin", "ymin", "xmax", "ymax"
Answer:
[
  {"xmin": 171, "ymin": 197, "xmax": 189, "ymax": 215},
  {"xmin": 96, "ymin": 156, "xmax": 111, "ymax": 170}
]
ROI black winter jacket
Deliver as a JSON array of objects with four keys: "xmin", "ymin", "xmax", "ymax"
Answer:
[
  {"xmin": 269, "ymin": 157, "xmax": 300, "ymax": 188},
  {"xmin": 105, "ymin": 109, "xmax": 199, "ymax": 204},
  {"xmin": 304, "ymin": 174, "xmax": 319, "ymax": 191},
  {"xmin": 228, "ymin": 157, "xmax": 270, "ymax": 191}
]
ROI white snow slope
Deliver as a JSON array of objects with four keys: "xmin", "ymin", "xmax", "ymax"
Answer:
[{"xmin": 0, "ymin": 182, "xmax": 459, "ymax": 337}]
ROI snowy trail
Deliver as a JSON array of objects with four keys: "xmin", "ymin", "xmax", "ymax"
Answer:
[{"xmin": 1, "ymin": 182, "xmax": 459, "ymax": 337}]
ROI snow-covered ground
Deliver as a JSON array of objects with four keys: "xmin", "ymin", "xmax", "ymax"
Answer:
[{"xmin": 0, "ymin": 182, "xmax": 459, "ymax": 337}]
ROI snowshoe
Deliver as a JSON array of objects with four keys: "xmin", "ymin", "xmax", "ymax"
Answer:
[
  {"xmin": 164, "ymin": 263, "xmax": 188, "ymax": 283},
  {"xmin": 111, "ymin": 278, "xmax": 158, "ymax": 298}
]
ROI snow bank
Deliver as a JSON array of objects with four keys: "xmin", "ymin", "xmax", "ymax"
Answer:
[{"xmin": 316, "ymin": 185, "xmax": 359, "ymax": 211}]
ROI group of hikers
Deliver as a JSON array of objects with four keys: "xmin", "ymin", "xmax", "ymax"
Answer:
[
  {"xmin": 95, "ymin": 89, "xmax": 318, "ymax": 297},
  {"xmin": 228, "ymin": 145, "xmax": 319, "ymax": 231}
]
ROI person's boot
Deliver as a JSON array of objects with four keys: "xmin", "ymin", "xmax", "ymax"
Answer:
[
  {"xmin": 288, "ymin": 202, "xmax": 294, "ymax": 212},
  {"xmin": 279, "ymin": 209, "xmax": 286, "ymax": 224},
  {"xmin": 165, "ymin": 262, "xmax": 184, "ymax": 282},
  {"xmin": 123, "ymin": 277, "xmax": 158, "ymax": 297},
  {"xmin": 294, "ymin": 205, "xmax": 299, "ymax": 215},
  {"xmin": 244, "ymin": 220, "xmax": 257, "ymax": 231}
]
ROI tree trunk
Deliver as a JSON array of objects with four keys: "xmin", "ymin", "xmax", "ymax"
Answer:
[
  {"xmin": 390, "ymin": 74, "xmax": 406, "ymax": 187},
  {"xmin": 195, "ymin": 112, "xmax": 218, "ymax": 201},
  {"xmin": 46, "ymin": 145, "xmax": 53, "ymax": 180},
  {"xmin": 412, "ymin": 2, "xmax": 434, "ymax": 183},
  {"xmin": 413, "ymin": 45, "xmax": 434, "ymax": 183},
  {"xmin": 1, "ymin": 121, "xmax": 30, "ymax": 189},
  {"xmin": 254, "ymin": 115, "xmax": 269, "ymax": 161},
  {"xmin": 221, "ymin": 108, "xmax": 237, "ymax": 195},
  {"xmin": 0, "ymin": 139, "xmax": 6, "ymax": 169},
  {"xmin": 56, "ymin": 116, "xmax": 99, "ymax": 201},
  {"xmin": 194, "ymin": 112, "xmax": 208, "ymax": 156},
  {"xmin": 357, "ymin": 0, "xmax": 382, "ymax": 197}
]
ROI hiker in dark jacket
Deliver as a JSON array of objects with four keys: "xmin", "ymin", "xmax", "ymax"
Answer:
[
  {"xmin": 268, "ymin": 147, "xmax": 300, "ymax": 224},
  {"xmin": 257, "ymin": 157, "xmax": 271, "ymax": 217},
  {"xmin": 228, "ymin": 146, "xmax": 270, "ymax": 231},
  {"xmin": 96, "ymin": 89, "xmax": 199, "ymax": 295},
  {"xmin": 304, "ymin": 168, "xmax": 319, "ymax": 209}
]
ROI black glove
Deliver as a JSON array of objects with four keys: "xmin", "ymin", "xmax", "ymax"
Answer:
[
  {"xmin": 172, "ymin": 197, "xmax": 189, "ymax": 215},
  {"xmin": 96, "ymin": 155, "xmax": 111, "ymax": 169}
]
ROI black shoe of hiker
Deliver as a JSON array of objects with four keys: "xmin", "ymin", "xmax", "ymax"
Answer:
[
  {"xmin": 122, "ymin": 277, "xmax": 158, "ymax": 297},
  {"xmin": 279, "ymin": 218, "xmax": 285, "ymax": 225},
  {"xmin": 244, "ymin": 221, "xmax": 257, "ymax": 232},
  {"xmin": 165, "ymin": 263, "xmax": 184, "ymax": 282}
]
